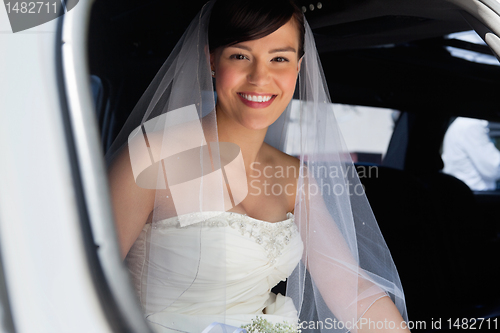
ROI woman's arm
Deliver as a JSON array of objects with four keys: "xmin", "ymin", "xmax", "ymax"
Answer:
[
  {"xmin": 359, "ymin": 296, "xmax": 410, "ymax": 333},
  {"xmin": 107, "ymin": 144, "xmax": 156, "ymax": 259},
  {"xmin": 295, "ymin": 166, "xmax": 410, "ymax": 333}
]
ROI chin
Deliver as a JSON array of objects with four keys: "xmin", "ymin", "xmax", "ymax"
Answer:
[
  {"xmin": 241, "ymin": 116, "xmax": 274, "ymax": 131},
  {"xmin": 243, "ymin": 107, "xmax": 287, "ymax": 128}
]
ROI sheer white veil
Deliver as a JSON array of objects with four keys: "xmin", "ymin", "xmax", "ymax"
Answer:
[{"xmin": 105, "ymin": 0, "xmax": 408, "ymax": 332}]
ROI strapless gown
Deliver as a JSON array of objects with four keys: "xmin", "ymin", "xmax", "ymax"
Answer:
[{"xmin": 126, "ymin": 211, "xmax": 304, "ymax": 333}]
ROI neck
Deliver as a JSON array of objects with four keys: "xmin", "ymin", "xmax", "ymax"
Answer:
[{"xmin": 215, "ymin": 106, "xmax": 268, "ymax": 171}]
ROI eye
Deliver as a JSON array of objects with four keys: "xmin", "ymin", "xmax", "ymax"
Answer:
[
  {"xmin": 272, "ymin": 56, "xmax": 289, "ymax": 63},
  {"xmin": 230, "ymin": 54, "xmax": 249, "ymax": 60}
]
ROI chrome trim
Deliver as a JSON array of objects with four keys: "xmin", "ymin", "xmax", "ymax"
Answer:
[{"xmin": 59, "ymin": 1, "xmax": 153, "ymax": 332}]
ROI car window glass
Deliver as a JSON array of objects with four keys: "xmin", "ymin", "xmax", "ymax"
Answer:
[
  {"xmin": 489, "ymin": 121, "xmax": 500, "ymax": 190},
  {"xmin": 445, "ymin": 30, "xmax": 499, "ymax": 66},
  {"xmin": 287, "ymin": 100, "xmax": 397, "ymax": 164},
  {"xmin": 441, "ymin": 117, "xmax": 500, "ymax": 191}
]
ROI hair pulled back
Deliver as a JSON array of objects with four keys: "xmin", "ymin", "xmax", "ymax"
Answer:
[{"xmin": 208, "ymin": 0, "xmax": 305, "ymax": 58}]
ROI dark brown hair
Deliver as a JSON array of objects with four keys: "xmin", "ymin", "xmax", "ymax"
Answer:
[{"xmin": 208, "ymin": 0, "xmax": 305, "ymax": 58}]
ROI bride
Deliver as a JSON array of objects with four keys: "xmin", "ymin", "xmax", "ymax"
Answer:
[{"xmin": 106, "ymin": 0, "xmax": 410, "ymax": 332}]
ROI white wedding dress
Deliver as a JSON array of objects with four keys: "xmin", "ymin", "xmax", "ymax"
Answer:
[{"xmin": 126, "ymin": 211, "xmax": 304, "ymax": 332}]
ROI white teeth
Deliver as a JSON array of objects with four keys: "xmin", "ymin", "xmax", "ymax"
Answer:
[{"xmin": 241, "ymin": 94, "xmax": 273, "ymax": 102}]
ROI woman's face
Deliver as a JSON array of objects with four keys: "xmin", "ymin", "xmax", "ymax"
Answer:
[{"xmin": 211, "ymin": 19, "xmax": 302, "ymax": 130}]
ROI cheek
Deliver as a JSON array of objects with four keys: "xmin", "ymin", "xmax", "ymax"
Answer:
[
  {"xmin": 215, "ymin": 66, "xmax": 241, "ymax": 96},
  {"xmin": 279, "ymin": 72, "xmax": 298, "ymax": 98}
]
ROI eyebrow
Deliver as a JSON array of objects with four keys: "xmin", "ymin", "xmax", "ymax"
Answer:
[
  {"xmin": 231, "ymin": 45, "xmax": 297, "ymax": 53},
  {"xmin": 270, "ymin": 46, "xmax": 297, "ymax": 53}
]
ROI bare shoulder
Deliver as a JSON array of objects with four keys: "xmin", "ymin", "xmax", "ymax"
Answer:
[
  {"xmin": 261, "ymin": 143, "xmax": 301, "ymax": 213},
  {"xmin": 107, "ymin": 120, "xmax": 207, "ymax": 258},
  {"xmin": 107, "ymin": 139, "xmax": 156, "ymax": 258}
]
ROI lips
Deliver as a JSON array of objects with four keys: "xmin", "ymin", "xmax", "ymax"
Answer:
[{"xmin": 237, "ymin": 92, "xmax": 277, "ymax": 109}]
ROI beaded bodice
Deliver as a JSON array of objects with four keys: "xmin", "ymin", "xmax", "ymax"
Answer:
[
  {"xmin": 225, "ymin": 212, "xmax": 296, "ymax": 264},
  {"xmin": 126, "ymin": 211, "xmax": 303, "ymax": 320},
  {"xmin": 150, "ymin": 212, "xmax": 297, "ymax": 264}
]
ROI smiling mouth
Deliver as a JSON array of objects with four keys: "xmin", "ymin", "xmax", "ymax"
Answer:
[{"xmin": 238, "ymin": 93, "xmax": 276, "ymax": 103}]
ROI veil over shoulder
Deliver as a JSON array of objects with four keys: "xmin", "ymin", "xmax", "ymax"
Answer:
[{"xmin": 105, "ymin": 1, "xmax": 408, "ymax": 332}]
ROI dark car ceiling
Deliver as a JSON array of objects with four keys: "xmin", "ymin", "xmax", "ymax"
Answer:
[
  {"xmin": 306, "ymin": 0, "xmax": 471, "ymax": 51},
  {"xmin": 88, "ymin": 0, "xmax": 500, "ymax": 124},
  {"xmin": 89, "ymin": 0, "xmax": 472, "ymax": 57}
]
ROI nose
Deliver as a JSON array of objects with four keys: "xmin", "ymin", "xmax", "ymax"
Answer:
[{"xmin": 247, "ymin": 60, "xmax": 271, "ymax": 86}]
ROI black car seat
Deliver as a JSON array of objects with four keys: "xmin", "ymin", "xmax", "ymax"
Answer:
[
  {"xmin": 355, "ymin": 164, "xmax": 446, "ymax": 322},
  {"xmin": 365, "ymin": 112, "xmax": 487, "ymax": 321}
]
